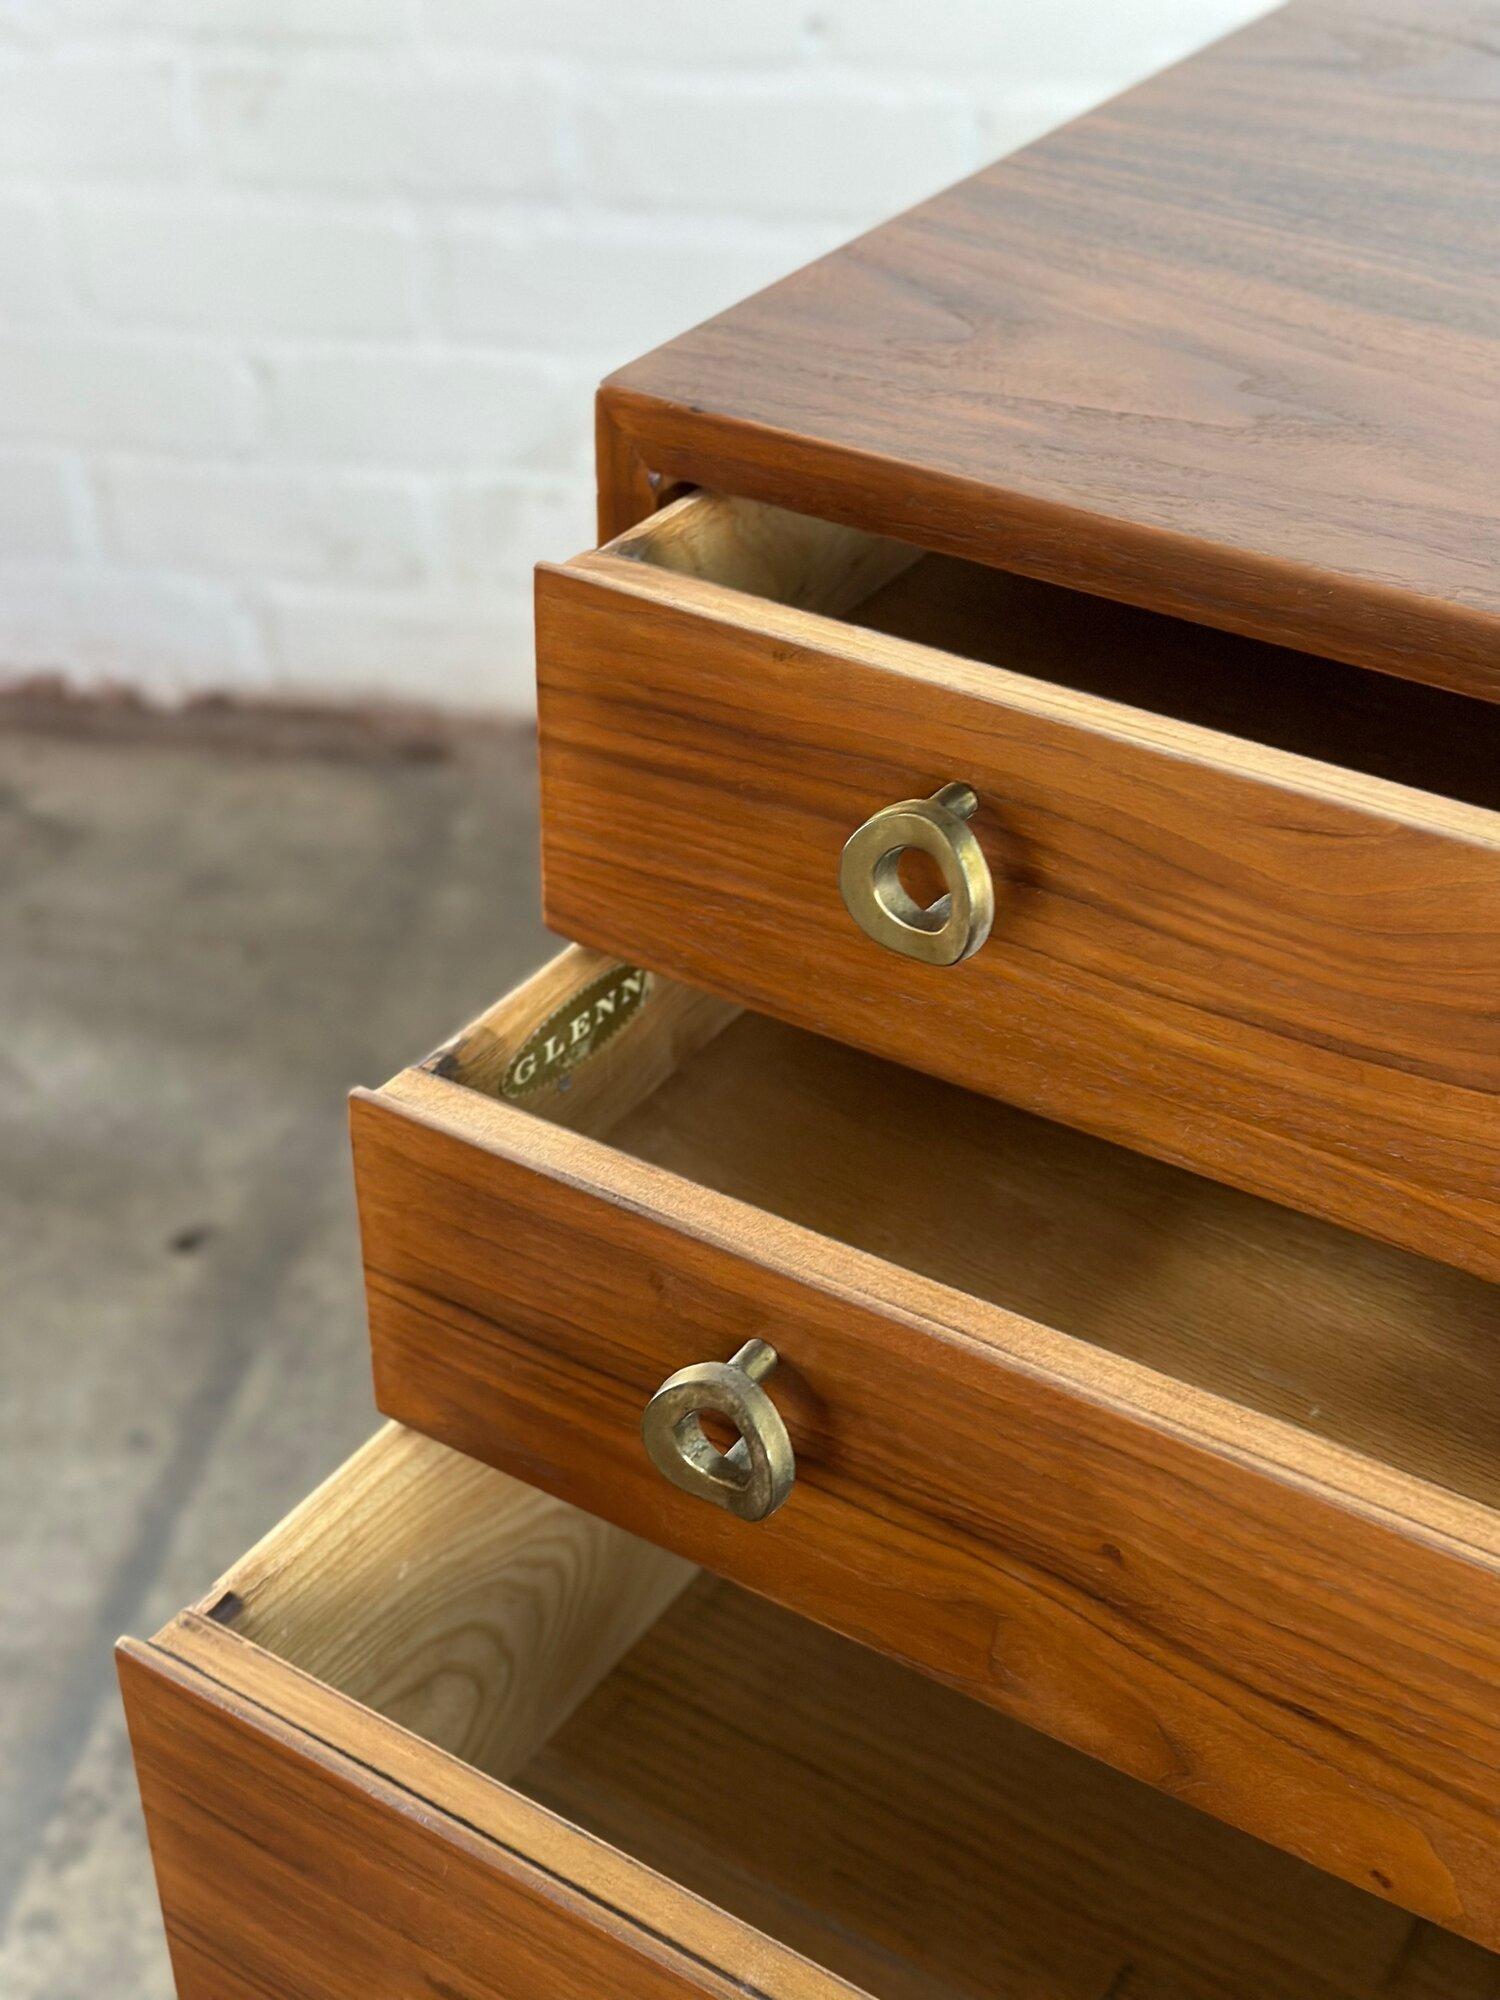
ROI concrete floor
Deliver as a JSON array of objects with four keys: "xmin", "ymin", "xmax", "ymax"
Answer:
[{"xmin": 0, "ymin": 695, "xmax": 552, "ymax": 1999}]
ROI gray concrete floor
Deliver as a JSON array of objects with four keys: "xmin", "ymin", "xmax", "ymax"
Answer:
[{"xmin": 0, "ymin": 695, "xmax": 552, "ymax": 1999}]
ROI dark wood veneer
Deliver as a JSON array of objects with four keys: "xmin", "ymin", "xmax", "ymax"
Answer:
[{"xmin": 601, "ymin": 1, "xmax": 1500, "ymax": 699}]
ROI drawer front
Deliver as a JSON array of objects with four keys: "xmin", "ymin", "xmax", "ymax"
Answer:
[
  {"xmin": 123, "ymin": 1428, "xmax": 1497, "ymax": 2000},
  {"xmin": 120, "ymin": 1639, "xmax": 751, "ymax": 2000},
  {"xmin": 352, "ymin": 954, "xmax": 1500, "ymax": 1950},
  {"xmin": 119, "ymin": 1429, "xmax": 836, "ymax": 2000},
  {"xmin": 536, "ymin": 545, "xmax": 1500, "ymax": 1279}
]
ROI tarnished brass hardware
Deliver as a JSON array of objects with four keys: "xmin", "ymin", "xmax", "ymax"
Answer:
[
  {"xmin": 839, "ymin": 782, "xmax": 993, "ymax": 965},
  {"xmin": 641, "ymin": 1339, "xmax": 794, "ymax": 1523}
]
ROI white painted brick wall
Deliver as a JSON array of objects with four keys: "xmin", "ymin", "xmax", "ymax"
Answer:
[{"xmin": 0, "ymin": 0, "xmax": 1266, "ymax": 710}]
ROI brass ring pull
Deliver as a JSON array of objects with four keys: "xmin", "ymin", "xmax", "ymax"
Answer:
[
  {"xmin": 641, "ymin": 1339, "xmax": 794, "ymax": 1523},
  {"xmin": 839, "ymin": 782, "xmax": 993, "ymax": 966}
]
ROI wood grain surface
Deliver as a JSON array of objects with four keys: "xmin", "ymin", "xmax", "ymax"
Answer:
[
  {"xmin": 599, "ymin": 1, "xmax": 1500, "ymax": 700},
  {"xmin": 119, "ymin": 1430, "xmax": 853, "ymax": 2000},
  {"xmin": 118, "ymin": 1627, "xmax": 854, "ymax": 2000},
  {"xmin": 522, "ymin": 1574, "xmax": 1500, "ymax": 2000},
  {"xmin": 536, "ymin": 532, "xmax": 1500, "ymax": 1277},
  {"xmin": 120, "ymin": 1428, "xmax": 1500, "ymax": 2000},
  {"xmin": 352, "ymin": 951, "xmax": 1500, "ymax": 1946},
  {"xmin": 217, "ymin": 1423, "xmax": 693, "ymax": 1779}
]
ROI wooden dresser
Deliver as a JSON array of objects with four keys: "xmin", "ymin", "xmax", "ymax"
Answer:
[{"xmin": 120, "ymin": 5, "xmax": 1500, "ymax": 1994}]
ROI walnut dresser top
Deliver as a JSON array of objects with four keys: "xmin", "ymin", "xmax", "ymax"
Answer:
[{"xmin": 601, "ymin": 0, "xmax": 1500, "ymax": 701}]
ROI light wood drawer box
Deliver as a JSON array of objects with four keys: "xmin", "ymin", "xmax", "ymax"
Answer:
[
  {"xmin": 535, "ymin": 492, "xmax": 1500, "ymax": 1280},
  {"xmin": 120, "ymin": 1423, "xmax": 1500, "ymax": 2000},
  {"xmin": 351, "ymin": 946, "xmax": 1500, "ymax": 1949}
]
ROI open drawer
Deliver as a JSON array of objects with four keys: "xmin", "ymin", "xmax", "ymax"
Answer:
[
  {"xmin": 352, "ymin": 947, "xmax": 1500, "ymax": 1947},
  {"xmin": 120, "ymin": 1424, "xmax": 1500, "ymax": 2000},
  {"xmin": 535, "ymin": 491, "xmax": 1500, "ymax": 1279}
]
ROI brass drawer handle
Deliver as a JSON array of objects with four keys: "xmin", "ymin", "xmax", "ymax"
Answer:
[
  {"xmin": 641, "ymin": 1339, "xmax": 794, "ymax": 1523},
  {"xmin": 839, "ymin": 782, "xmax": 993, "ymax": 965}
]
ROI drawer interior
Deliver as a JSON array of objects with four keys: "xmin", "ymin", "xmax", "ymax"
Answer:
[
  {"xmin": 216, "ymin": 1426, "xmax": 1499, "ymax": 2000},
  {"xmin": 434, "ymin": 960, "xmax": 1499, "ymax": 1526},
  {"xmin": 611, "ymin": 492, "xmax": 1500, "ymax": 808}
]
